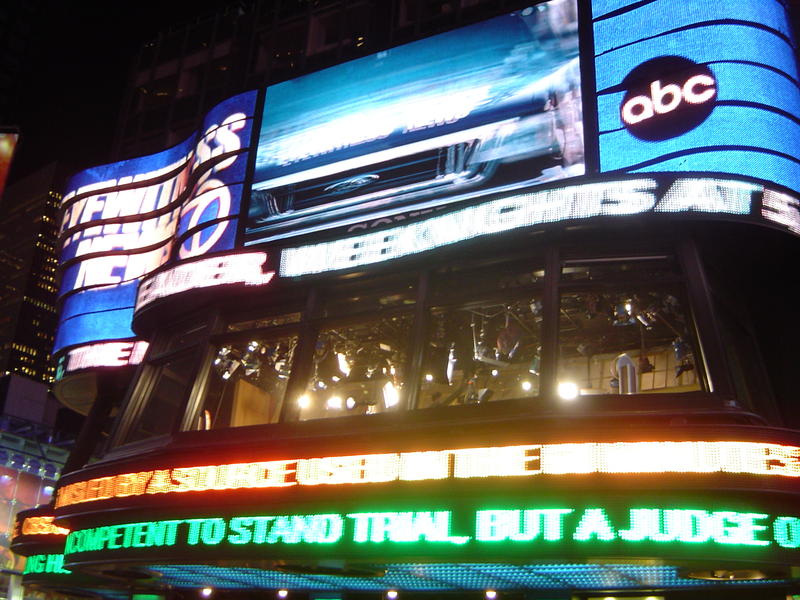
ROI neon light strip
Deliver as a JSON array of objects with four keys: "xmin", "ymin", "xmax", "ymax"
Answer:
[
  {"xmin": 19, "ymin": 516, "xmax": 69, "ymax": 537},
  {"xmin": 279, "ymin": 178, "xmax": 759, "ymax": 276},
  {"xmin": 62, "ymin": 506, "xmax": 800, "ymax": 556},
  {"xmin": 23, "ymin": 554, "xmax": 71, "ymax": 575},
  {"xmin": 54, "ymin": 441, "xmax": 800, "ymax": 509},
  {"xmin": 135, "ymin": 252, "xmax": 274, "ymax": 311},
  {"xmin": 65, "ymin": 341, "xmax": 149, "ymax": 372}
]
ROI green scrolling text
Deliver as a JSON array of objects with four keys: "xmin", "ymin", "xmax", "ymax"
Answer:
[{"xmin": 64, "ymin": 507, "xmax": 800, "ymax": 556}]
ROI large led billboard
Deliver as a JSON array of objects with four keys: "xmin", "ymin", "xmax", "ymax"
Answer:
[
  {"xmin": 53, "ymin": 0, "xmax": 800, "ymax": 371},
  {"xmin": 245, "ymin": 0, "xmax": 583, "ymax": 244},
  {"xmin": 593, "ymin": 0, "xmax": 800, "ymax": 194},
  {"xmin": 54, "ymin": 92, "xmax": 257, "ymax": 364}
]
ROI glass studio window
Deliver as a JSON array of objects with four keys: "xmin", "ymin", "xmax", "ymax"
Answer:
[
  {"xmin": 296, "ymin": 314, "xmax": 413, "ymax": 420},
  {"xmin": 122, "ymin": 352, "xmax": 200, "ymax": 444},
  {"xmin": 120, "ymin": 248, "xmax": 715, "ymax": 445},
  {"xmin": 418, "ymin": 298, "xmax": 543, "ymax": 407},
  {"xmin": 557, "ymin": 258, "xmax": 702, "ymax": 398},
  {"xmin": 195, "ymin": 334, "xmax": 298, "ymax": 430}
]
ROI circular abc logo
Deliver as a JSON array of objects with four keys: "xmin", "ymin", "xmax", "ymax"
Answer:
[{"xmin": 620, "ymin": 56, "xmax": 717, "ymax": 141}]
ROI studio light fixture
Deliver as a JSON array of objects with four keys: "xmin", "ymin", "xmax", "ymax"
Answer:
[
  {"xmin": 382, "ymin": 381, "xmax": 400, "ymax": 408},
  {"xmin": 557, "ymin": 381, "xmax": 579, "ymax": 400},
  {"xmin": 613, "ymin": 300, "xmax": 635, "ymax": 326},
  {"xmin": 337, "ymin": 352, "xmax": 351, "ymax": 376}
]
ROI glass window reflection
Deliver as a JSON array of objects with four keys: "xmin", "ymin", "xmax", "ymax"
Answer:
[
  {"xmin": 557, "ymin": 259, "xmax": 702, "ymax": 397},
  {"xmin": 419, "ymin": 298, "xmax": 543, "ymax": 408},
  {"xmin": 296, "ymin": 314, "xmax": 413, "ymax": 420},
  {"xmin": 195, "ymin": 335, "xmax": 297, "ymax": 430}
]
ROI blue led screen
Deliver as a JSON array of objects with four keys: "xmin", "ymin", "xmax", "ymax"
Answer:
[
  {"xmin": 54, "ymin": 91, "xmax": 257, "ymax": 357},
  {"xmin": 594, "ymin": 0, "xmax": 800, "ymax": 195},
  {"xmin": 64, "ymin": 136, "xmax": 196, "ymax": 197},
  {"xmin": 148, "ymin": 563, "xmax": 787, "ymax": 593}
]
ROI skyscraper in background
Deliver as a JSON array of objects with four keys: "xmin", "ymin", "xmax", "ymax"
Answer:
[{"xmin": 0, "ymin": 162, "xmax": 62, "ymax": 384}]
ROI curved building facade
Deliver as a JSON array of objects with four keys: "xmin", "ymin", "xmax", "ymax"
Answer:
[{"xmin": 13, "ymin": 1, "xmax": 800, "ymax": 599}]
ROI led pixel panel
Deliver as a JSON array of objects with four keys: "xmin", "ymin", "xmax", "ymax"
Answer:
[
  {"xmin": 279, "ymin": 177, "xmax": 777, "ymax": 276},
  {"xmin": 246, "ymin": 0, "xmax": 583, "ymax": 245},
  {"xmin": 53, "ymin": 440, "xmax": 800, "ymax": 510},
  {"xmin": 17, "ymin": 515, "xmax": 69, "ymax": 537},
  {"xmin": 61, "ymin": 502, "xmax": 800, "ymax": 566},
  {"xmin": 146, "ymin": 562, "xmax": 787, "ymax": 592},
  {"xmin": 54, "ymin": 91, "xmax": 257, "ymax": 363},
  {"xmin": 594, "ymin": 0, "xmax": 800, "ymax": 195},
  {"xmin": 23, "ymin": 554, "xmax": 70, "ymax": 575}
]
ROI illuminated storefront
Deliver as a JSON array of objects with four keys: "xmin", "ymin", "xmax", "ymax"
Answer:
[{"xmin": 12, "ymin": 0, "xmax": 800, "ymax": 598}]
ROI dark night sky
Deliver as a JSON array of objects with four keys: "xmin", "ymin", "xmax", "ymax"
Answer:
[{"xmin": 6, "ymin": 1, "xmax": 228, "ymax": 185}]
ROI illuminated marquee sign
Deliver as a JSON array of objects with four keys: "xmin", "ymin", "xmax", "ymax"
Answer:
[
  {"xmin": 763, "ymin": 188, "xmax": 800, "ymax": 235},
  {"xmin": 54, "ymin": 440, "xmax": 800, "ymax": 509},
  {"xmin": 24, "ymin": 554, "xmax": 70, "ymax": 575},
  {"xmin": 0, "ymin": 130, "xmax": 18, "ymax": 199},
  {"xmin": 62, "ymin": 505, "xmax": 800, "ymax": 558},
  {"xmin": 135, "ymin": 252, "xmax": 275, "ymax": 312},
  {"xmin": 54, "ymin": 91, "xmax": 257, "ymax": 358},
  {"xmin": 18, "ymin": 516, "xmax": 69, "ymax": 537},
  {"xmin": 63, "ymin": 340, "xmax": 149, "ymax": 373},
  {"xmin": 279, "ymin": 177, "xmax": 785, "ymax": 276}
]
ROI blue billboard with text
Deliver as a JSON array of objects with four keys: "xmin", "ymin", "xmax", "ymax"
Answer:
[{"xmin": 54, "ymin": 91, "xmax": 257, "ymax": 367}]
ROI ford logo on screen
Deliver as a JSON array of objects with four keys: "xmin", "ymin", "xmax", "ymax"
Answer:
[
  {"xmin": 620, "ymin": 56, "xmax": 717, "ymax": 141},
  {"xmin": 324, "ymin": 174, "xmax": 381, "ymax": 195}
]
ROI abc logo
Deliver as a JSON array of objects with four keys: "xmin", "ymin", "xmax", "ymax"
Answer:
[{"xmin": 620, "ymin": 56, "xmax": 717, "ymax": 141}]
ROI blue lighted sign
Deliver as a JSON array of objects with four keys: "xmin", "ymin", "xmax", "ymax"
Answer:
[
  {"xmin": 594, "ymin": 0, "xmax": 800, "ymax": 195},
  {"xmin": 55, "ymin": 91, "xmax": 257, "ymax": 359}
]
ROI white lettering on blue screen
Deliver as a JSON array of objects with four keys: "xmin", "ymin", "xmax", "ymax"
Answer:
[{"xmin": 61, "ymin": 113, "xmax": 248, "ymax": 292}]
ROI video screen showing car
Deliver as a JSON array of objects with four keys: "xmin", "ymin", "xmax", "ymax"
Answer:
[{"xmin": 246, "ymin": 0, "xmax": 583, "ymax": 244}]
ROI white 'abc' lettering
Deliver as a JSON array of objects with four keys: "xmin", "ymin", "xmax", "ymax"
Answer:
[{"xmin": 622, "ymin": 74, "xmax": 716, "ymax": 125}]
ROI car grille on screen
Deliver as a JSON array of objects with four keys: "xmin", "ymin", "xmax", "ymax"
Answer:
[{"xmin": 265, "ymin": 141, "xmax": 479, "ymax": 214}]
